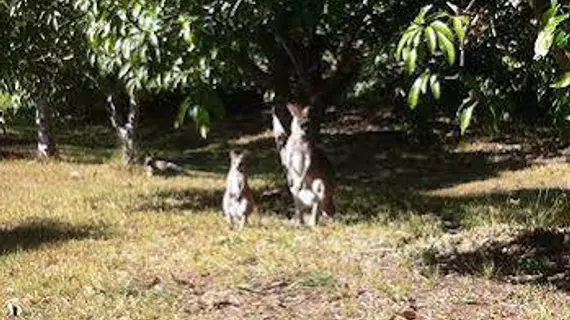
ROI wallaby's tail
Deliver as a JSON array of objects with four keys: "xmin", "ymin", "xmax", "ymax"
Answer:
[{"xmin": 322, "ymin": 196, "xmax": 336, "ymax": 218}]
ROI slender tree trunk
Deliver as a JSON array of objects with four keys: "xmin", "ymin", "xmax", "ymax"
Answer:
[
  {"xmin": 36, "ymin": 100, "xmax": 57, "ymax": 159},
  {"xmin": 106, "ymin": 94, "xmax": 140, "ymax": 165},
  {"xmin": 308, "ymin": 97, "xmax": 325, "ymax": 142}
]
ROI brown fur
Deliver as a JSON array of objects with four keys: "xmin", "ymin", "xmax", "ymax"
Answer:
[
  {"xmin": 222, "ymin": 150, "xmax": 255, "ymax": 230},
  {"xmin": 283, "ymin": 103, "xmax": 336, "ymax": 226}
]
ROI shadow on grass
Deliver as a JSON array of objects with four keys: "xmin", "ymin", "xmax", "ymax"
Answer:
[
  {"xmin": 131, "ymin": 185, "xmax": 297, "ymax": 219},
  {"xmin": 132, "ymin": 188, "xmax": 225, "ymax": 214},
  {"xmin": 0, "ymin": 219, "xmax": 106, "ymax": 255},
  {"xmin": 338, "ymin": 188, "xmax": 570, "ymax": 227},
  {"xmin": 423, "ymin": 228, "xmax": 570, "ymax": 292}
]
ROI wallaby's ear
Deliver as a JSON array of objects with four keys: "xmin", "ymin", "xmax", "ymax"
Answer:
[
  {"xmin": 287, "ymin": 103, "xmax": 302, "ymax": 117},
  {"xmin": 272, "ymin": 107, "xmax": 287, "ymax": 137},
  {"xmin": 301, "ymin": 105, "xmax": 311, "ymax": 118}
]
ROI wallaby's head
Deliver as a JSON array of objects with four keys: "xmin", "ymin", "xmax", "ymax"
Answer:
[
  {"xmin": 287, "ymin": 103, "xmax": 310, "ymax": 137},
  {"xmin": 143, "ymin": 155, "xmax": 154, "ymax": 166},
  {"xmin": 229, "ymin": 149, "xmax": 250, "ymax": 173}
]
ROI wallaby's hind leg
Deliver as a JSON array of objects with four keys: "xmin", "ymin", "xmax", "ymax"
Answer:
[
  {"xmin": 293, "ymin": 198, "xmax": 305, "ymax": 226},
  {"xmin": 321, "ymin": 195, "xmax": 335, "ymax": 220},
  {"xmin": 307, "ymin": 202, "xmax": 320, "ymax": 227},
  {"xmin": 237, "ymin": 214, "xmax": 247, "ymax": 231},
  {"xmin": 229, "ymin": 215, "xmax": 237, "ymax": 230}
]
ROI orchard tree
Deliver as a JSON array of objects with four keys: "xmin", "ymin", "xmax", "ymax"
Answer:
[
  {"xmin": 391, "ymin": 0, "xmax": 570, "ymax": 136},
  {"xmin": 0, "ymin": 0, "xmax": 92, "ymax": 158},
  {"xmin": 206, "ymin": 0, "xmax": 387, "ymax": 139},
  {"xmin": 77, "ymin": 0, "xmax": 398, "ymax": 144},
  {"xmin": 75, "ymin": 0, "xmax": 225, "ymax": 164}
]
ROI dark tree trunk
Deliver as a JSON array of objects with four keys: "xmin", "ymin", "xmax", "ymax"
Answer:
[
  {"xmin": 36, "ymin": 100, "xmax": 57, "ymax": 159},
  {"xmin": 107, "ymin": 94, "xmax": 140, "ymax": 165},
  {"xmin": 307, "ymin": 94, "xmax": 326, "ymax": 142}
]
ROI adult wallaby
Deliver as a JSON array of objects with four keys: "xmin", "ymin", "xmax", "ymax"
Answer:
[
  {"xmin": 283, "ymin": 103, "xmax": 336, "ymax": 227},
  {"xmin": 222, "ymin": 150, "xmax": 255, "ymax": 230},
  {"xmin": 144, "ymin": 156, "xmax": 188, "ymax": 177}
]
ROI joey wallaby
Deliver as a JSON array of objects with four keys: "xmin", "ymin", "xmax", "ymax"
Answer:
[
  {"xmin": 222, "ymin": 150, "xmax": 255, "ymax": 230},
  {"xmin": 283, "ymin": 103, "xmax": 336, "ymax": 227},
  {"xmin": 144, "ymin": 156, "xmax": 188, "ymax": 177}
]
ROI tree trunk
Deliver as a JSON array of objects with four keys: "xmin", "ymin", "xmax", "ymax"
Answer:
[
  {"xmin": 36, "ymin": 100, "xmax": 57, "ymax": 159},
  {"xmin": 106, "ymin": 94, "xmax": 140, "ymax": 165},
  {"xmin": 307, "ymin": 94, "xmax": 326, "ymax": 143}
]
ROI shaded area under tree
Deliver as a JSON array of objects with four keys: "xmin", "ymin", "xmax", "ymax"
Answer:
[{"xmin": 0, "ymin": 218, "xmax": 107, "ymax": 255}]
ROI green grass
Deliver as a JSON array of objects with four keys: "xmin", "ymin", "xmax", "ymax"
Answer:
[{"xmin": 1, "ymin": 120, "xmax": 570, "ymax": 319}]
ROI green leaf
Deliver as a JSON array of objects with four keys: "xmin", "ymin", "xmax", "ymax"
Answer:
[
  {"xmin": 551, "ymin": 72, "xmax": 570, "ymax": 88},
  {"xmin": 175, "ymin": 97, "xmax": 191, "ymax": 129},
  {"xmin": 451, "ymin": 16, "xmax": 466, "ymax": 46},
  {"xmin": 396, "ymin": 25, "xmax": 421, "ymax": 59},
  {"xmin": 436, "ymin": 31, "xmax": 456, "ymax": 65},
  {"xmin": 405, "ymin": 48, "xmax": 417, "ymax": 75},
  {"xmin": 424, "ymin": 26, "xmax": 437, "ymax": 54},
  {"xmin": 541, "ymin": 4, "xmax": 560, "ymax": 27},
  {"xmin": 550, "ymin": 13, "xmax": 570, "ymax": 27},
  {"xmin": 413, "ymin": 5, "xmax": 433, "ymax": 25},
  {"xmin": 429, "ymin": 74, "xmax": 441, "ymax": 100},
  {"xmin": 408, "ymin": 76, "xmax": 423, "ymax": 109},
  {"xmin": 534, "ymin": 26, "xmax": 556, "ymax": 59},
  {"xmin": 395, "ymin": 31, "xmax": 413, "ymax": 60},
  {"xmin": 554, "ymin": 31, "xmax": 570, "ymax": 47},
  {"xmin": 420, "ymin": 72, "xmax": 430, "ymax": 94},
  {"xmin": 430, "ymin": 20, "xmax": 455, "ymax": 41},
  {"xmin": 412, "ymin": 28, "xmax": 423, "ymax": 47},
  {"xmin": 459, "ymin": 100, "xmax": 477, "ymax": 135},
  {"xmin": 118, "ymin": 63, "xmax": 131, "ymax": 79},
  {"xmin": 190, "ymin": 105, "xmax": 211, "ymax": 139},
  {"xmin": 149, "ymin": 33, "xmax": 159, "ymax": 47},
  {"xmin": 133, "ymin": 3, "xmax": 143, "ymax": 19}
]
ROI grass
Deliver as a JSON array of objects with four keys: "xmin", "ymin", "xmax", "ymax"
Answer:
[{"xmin": 1, "ymin": 110, "xmax": 570, "ymax": 319}]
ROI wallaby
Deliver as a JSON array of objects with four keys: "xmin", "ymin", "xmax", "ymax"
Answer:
[
  {"xmin": 144, "ymin": 156, "xmax": 188, "ymax": 177},
  {"xmin": 222, "ymin": 150, "xmax": 255, "ymax": 230},
  {"xmin": 283, "ymin": 103, "xmax": 336, "ymax": 227}
]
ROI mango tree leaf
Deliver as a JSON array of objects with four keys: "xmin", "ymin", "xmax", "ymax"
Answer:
[
  {"xmin": 429, "ymin": 74, "xmax": 441, "ymax": 100},
  {"xmin": 413, "ymin": 5, "xmax": 433, "ymax": 25},
  {"xmin": 420, "ymin": 72, "xmax": 430, "ymax": 94},
  {"xmin": 396, "ymin": 29, "xmax": 415, "ymax": 60},
  {"xmin": 431, "ymin": 20, "xmax": 455, "ymax": 41},
  {"xmin": 451, "ymin": 16, "xmax": 466, "ymax": 46},
  {"xmin": 412, "ymin": 28, "xmax": 423, "ymax": 47},
  {"xmin": 436, "ymin": 31, "xmax": 456, "ymax": 65},
  {"xmin": 405, "ymin": 48, "xmax": 417, "ymax": 75},
  {"xmin": 174, "ymin": 97, "xmax": 211, "ymax": 139},
  {"xmin": 190, "ymin": 104, "xmax": 211, "ymax": 139},
  {"xmin": 458, "ymin": 96, "xmax": 478, "ymax": 135},
  {"xmin": 424, "ymin": 26, "xmax": 437, "ymax": 54},
  {"xmin": 175, "ymin": 97, "xmax": 192, "ymax": 129},
  {"xmin": 551, "ymin": 72, "xmax": 570, "ymax": 88},
  {"xmin": 535, "ymin": 13, "xmax": 570, "ymax": 59},
  {"xmin": 541, "ymin": 4, "xmax": 561, "ymax": 27},
  {"xmin": 408, "ymin": 76, "xmax": 423, "ymax": 109},
  {"xmin": 534, "ymin": 26, "xmax": 556, "ymax": 59}
]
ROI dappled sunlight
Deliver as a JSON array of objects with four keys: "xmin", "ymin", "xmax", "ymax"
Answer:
[{"xmin": 426, "ymin": 163, "xmax": 570, "ymax": 197}]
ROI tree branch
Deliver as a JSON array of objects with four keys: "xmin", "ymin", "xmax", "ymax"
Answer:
[
  {"xmin": 319, "ymin": 4, "xmax": 372, "ymax": 99},
  {"xmin": 228, "ymin": 49, "xmax": 271, "ymax": 89}
]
